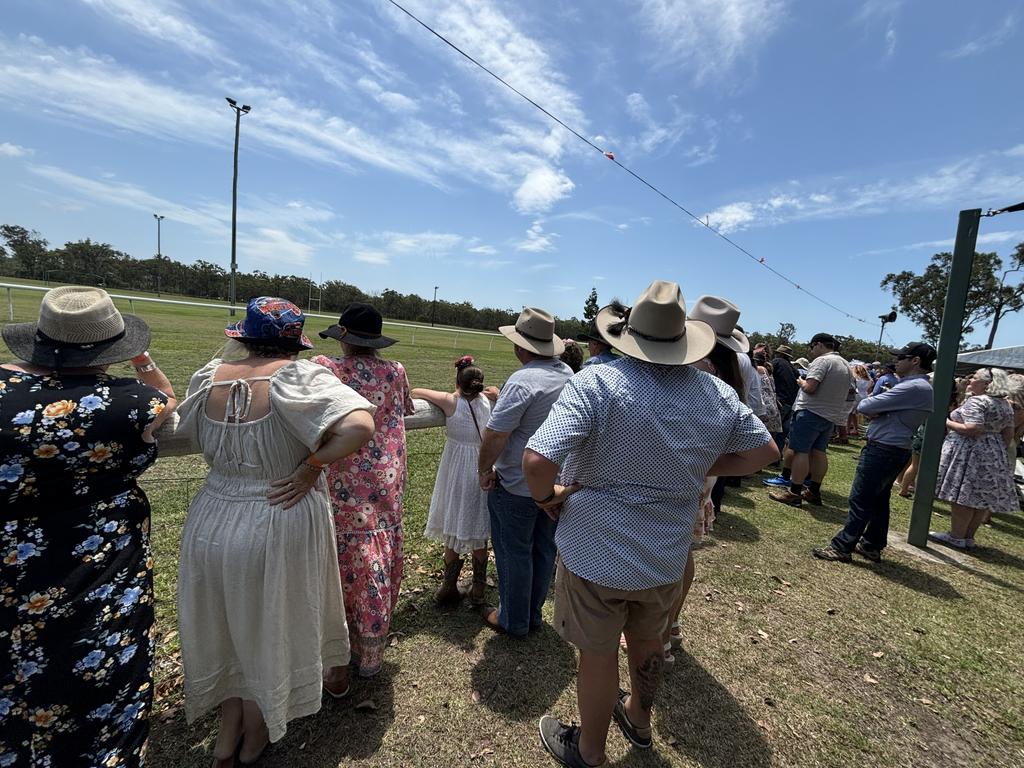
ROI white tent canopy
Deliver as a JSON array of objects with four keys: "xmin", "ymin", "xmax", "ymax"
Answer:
[{"xmin": 956, "ymin": 345, "xmax": 1024, "ymax": 372}]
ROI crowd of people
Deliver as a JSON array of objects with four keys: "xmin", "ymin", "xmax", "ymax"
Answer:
[{"xmin": 1, "ymin": 283, "xmax": 1020, "ymax": 767}]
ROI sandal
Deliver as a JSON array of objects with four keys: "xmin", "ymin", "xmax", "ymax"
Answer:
[{"xmin": 668, "ymin": 621, "xmax": 682, "ymax": 650}]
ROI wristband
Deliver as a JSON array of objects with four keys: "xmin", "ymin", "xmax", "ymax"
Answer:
[
  {"xmin": 307, "ymin": 453, "xmax": 328, "ymax": 468},
  {"xmin": 130, "ymin": 352, "xmax": 151, "ymax": 366},
  {"xmin": 533, "ymin": 489, "xmax": 556, "ymax": 505},
  {"xmin": 134, "ymin": 363, "xmax": 158, "ymax": 373},
  {"xmin": 302, "ymin": 461, "xmax": 326, "ymax": 473},
  {"xmin": 479, "ymin": 467, "xmax": 494, "ymax": 476}
]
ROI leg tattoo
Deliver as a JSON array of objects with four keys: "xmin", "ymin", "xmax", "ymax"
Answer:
[{"xmin": 635, "ymin": 651, "xmax": 664, "ymax": 711}]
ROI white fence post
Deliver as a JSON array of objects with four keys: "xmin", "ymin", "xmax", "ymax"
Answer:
[{"xmin": 6, "ymin": 287, "xmax": 13, "ymax": 322}]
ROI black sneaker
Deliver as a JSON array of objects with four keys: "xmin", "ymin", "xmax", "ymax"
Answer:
[
  {"xmin": 855, "ymin": 543, "xmax": 882, "ymax": 562},
  {"xmin": 538, "ymin": 716, "xmax": 606, "ymax": 767},
  {"xmin": 812, "ymin": 545, "xmax": 852, "ymax": 562},
  {"xmin": 611, "ymin": 689, "xmax": 652, "ymax": 749}
]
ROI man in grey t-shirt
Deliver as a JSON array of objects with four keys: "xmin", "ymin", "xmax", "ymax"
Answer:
[{"xmin": 767, "ymin": 333, "xmax": 854, "ymax": 507}]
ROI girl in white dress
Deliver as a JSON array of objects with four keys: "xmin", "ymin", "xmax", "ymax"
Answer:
[{"xmin": 412, "ymin": 356, "xmax": 492, "ymax": 607}]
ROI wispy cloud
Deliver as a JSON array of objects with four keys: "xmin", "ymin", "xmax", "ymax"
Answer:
[
  {"xmin": 636, "ymin": 0, "xmax": 787, "ymax": 83},
  {"xmin": 514, "ymin": 167, "xmax": 575, "ymax": 214},
  {"xmin": 859, "ymin": 230, "xmax": 1024, "ymax": 257},
  {"xmin": 704, "ymin": 147, "xmax": 1024, "ymax": 233},
  {"xmin": 526, "ymin": 263, "xmax": 557, "ymax": 273},
  {"xmin": 0, "ymin": 142, "xmax": 31, "ymax": 157},
  {"xmin": 80, "ymin": 0, "xmax": 225, "ymax": 60},
  {"xmin": 467, "ymin": 244, "xmax": 498, "ymax": 255},
  {"xmin": 945, "ymin": 13, "xmax": 1018, "ymax": 59},
  {"xmin": 516, "ymin": 221, "xmax": 557, "ymax": 252},
  {"xmin": 623, "ymin": 92, "xmax": 693, "ymax": 155},
  {"xmin": 854, "ymin": 0, "xmax": 904, "ymax": 60}
]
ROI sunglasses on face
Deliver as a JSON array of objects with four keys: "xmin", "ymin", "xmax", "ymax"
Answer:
[{"xmin": 895, "ymin": 354, "xmax": 912, "ymax": 360}]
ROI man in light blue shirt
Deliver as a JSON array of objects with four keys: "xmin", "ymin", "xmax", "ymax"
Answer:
[
  {"xmin": 871, "ymin": 362, "xmax": 899, "ymax": 394},
  {"xmin": 477, "ymin": 307, "xmax": 572, "ymax": 638},
  {"xmin": 576, "ymin": 321, "xmax": 618, "ymax": 366},
  {"xmin": 814, "ymin": 342, "xmax": 936, "ymax": 563}
]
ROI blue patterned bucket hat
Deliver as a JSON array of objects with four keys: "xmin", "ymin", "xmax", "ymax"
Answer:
[{"xmin": 225, "ymin": 297, "xmax": 314, "ymax": 350}]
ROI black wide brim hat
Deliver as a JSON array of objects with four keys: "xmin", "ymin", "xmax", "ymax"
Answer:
[
  {"xmin": 319, "ymin": 301, "xmax": 397, "ymax": 349},
  {"xmin": 2, "ymin": 314, "xmax": 151, "ymax": 368}
]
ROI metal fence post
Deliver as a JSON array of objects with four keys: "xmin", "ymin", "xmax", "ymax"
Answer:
[
  {"xmin": 908, "ymin": 209, "xmax": 981, "ymax": 547},
  {"xmin": 6, "ymin": 287, "xmax": 12, "ymax": 321}
]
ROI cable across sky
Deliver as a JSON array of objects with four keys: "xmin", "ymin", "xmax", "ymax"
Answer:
[{"xmin": 385, "ymin": 0, "xmax": 879, "ymax": 329}]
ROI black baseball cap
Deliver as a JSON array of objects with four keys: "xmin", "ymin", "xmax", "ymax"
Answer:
[
  {"xmin": 574, "ymin": 320, "xmax": 605, "ymax": 344},
  {"xmin": 809, "ymin": 333, "xmax": 839, "ymax": 348},
  {"xmin": 896, "ymin": 342, "xmax": 937, "ymax": 371}
]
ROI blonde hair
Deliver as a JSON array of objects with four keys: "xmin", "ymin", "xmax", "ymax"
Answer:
[
  {"xmin": 976, "ymin": 367, "xmax": 1012, "ymax": 398},
  {"xmin": 852, "ymin": 364, "xmax": 870, "ymax": 380},
  {"xmin": 1006, "ymin": 373, "xmax": 1024, "ymax": 409}
]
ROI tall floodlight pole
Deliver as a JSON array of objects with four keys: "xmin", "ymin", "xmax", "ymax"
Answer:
[
  {"xmin": 876, "ymin": 310, "xmax": 896, "ymax": 354},
  {"xmin": 153, "ymin": 213, "xmax": 164, "ymax": 297},
  {"xmin": 431, "ymin": 285, "xmax": 439, "ymax": 327},
  {"xmin": 226, "ymin": 98, "xmax": 251, "ymax": 317}
]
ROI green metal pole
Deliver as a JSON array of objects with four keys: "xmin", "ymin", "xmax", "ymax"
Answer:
[{"xmin": 907, "ymin": 209, "xmax": 981, "ymax": 547}]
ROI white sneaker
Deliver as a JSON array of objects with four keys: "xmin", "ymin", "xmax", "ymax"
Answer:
[{"xmin": 928, "ymin": 531, "xmax": 968, "ymax": 550}]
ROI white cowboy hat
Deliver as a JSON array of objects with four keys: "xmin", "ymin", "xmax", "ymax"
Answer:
[
  {"xmin": 594, "ymin": 280, "xmax": 715, "ymax": 366},
  {"xmin": 499, "ymin": 307, "xmax": 565, "ymax": 357},
  {"xmin": 688, "ymin": 295, "xmax": 749, "ymax": 353}
]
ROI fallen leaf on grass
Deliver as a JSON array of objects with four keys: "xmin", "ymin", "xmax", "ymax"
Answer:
[
  {"xmin": 872, "ymin": 651, "xmax": 885, "ymax": 658},
  {"xmin": 757, "ymin": 630, "xmax": 770, "ymax": 640},
  {"xmin": 863, "ymin": 674, "xmax": 879, "ymax": 685},
  {"xmin": 704, "ymin": 592, "xmax": 714, "ymax": 602},
  {"xmin": 417, "ymin": 715, "xmax": 426, "ymax": 724},
  {"xmin": 788, "ymin": 638, "xmax": 799, "ymax": 644},
  {"xmin": 912, "ymin": 627, "xmax": 927, "ymax": 635},
  {"xmin": 773, "ymin": 589, "xmax": 787, "ymax": 596},
  {"xmin": 770, "ymin": 575, "xmax": 792, "ymax": 587},
  {"xmin": 764, "ymin": 697, "xmax": 776, "ymax": 707},
  {"xmin": 735, "ymin": 601, "xmax": 745, "ymax": 612},
  {"xmin": 354, "ymin": 699, "xmax": 377, "ymax": 712},
  {"xmin": 471, "ymin": 691, "xmax": 481, "ymax": 704},
  {"xmin": 918, "ymin": 698, "xmax": 933, "ymax": 705},
  {"xmin": 470, "ymin": 747, "xmax": 495, "ymax": 760},
  {"xmin": 415, "ymin": 566, "xmax": 429, "ymax": 574},
  {"xmin": 665, "ymin": 736, "xmax": 678, "ymax": 746},
  {"xmin": 299, "ymin": 742, "xmax": 306, "ymax": 750},
  {"xmin": 826, "ymin": 608, "xmax": 838, "ymax": 615}
]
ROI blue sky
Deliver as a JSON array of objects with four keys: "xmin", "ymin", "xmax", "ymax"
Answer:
[{"xmin": 1, "ymin": 0, "xmax": 1022, "ymax": 348}]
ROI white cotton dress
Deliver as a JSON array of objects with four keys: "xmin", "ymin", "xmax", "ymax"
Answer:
[
  {"xmin": 175, "ymin": 359, "xmax": 374, "ymax": 742},
  {"xmin": 423, "ymin": 395, "xmax": 492, "ymax": 553}
]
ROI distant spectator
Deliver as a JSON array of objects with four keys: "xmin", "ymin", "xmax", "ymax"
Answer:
[
  {"xmin": 576, "ymin": 321, "xmax": 618, "ymax": 366},
  {"xmin": 560, "ymin": 339, "xmax": 584, "ymax": 373},
  {"xmin": 871, "ymin": 362, "xmax": 898, "ymax": 395},
  {"xmin": 773, "ymin": 344, "xmax": 800, "ymax": 439}
]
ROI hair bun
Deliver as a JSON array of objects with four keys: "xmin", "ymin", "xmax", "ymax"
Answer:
[{"xmin": 455, "ymin": 355, "xmax": 474, "ymax": 369}]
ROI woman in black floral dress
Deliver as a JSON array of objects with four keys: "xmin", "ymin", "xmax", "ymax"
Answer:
[{"xmin": 0, "ymin": 287, "xmax": 176, "ymax": 767}]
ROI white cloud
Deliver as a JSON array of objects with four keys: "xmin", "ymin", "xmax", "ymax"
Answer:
[
  {"xmin": 946, "ymin": 13, "xmax": 1017, "ymax": 59},
  {"xmin": 526, "ymin": 263, "xmax": 557, "ymax": 272},
  {"xmin": 860, "ymin": 230, "xmax": 1024, "ymax": 256},
  {"xmin": 1007, "ymin": 145, "xmax": 1024, "ymax": 158},
  {"xmin": 80, "ymin": 0, "xmax": 224, "ymax": 60},
  {"xmin": 353, "ymin": 250, "xmax": 391, "ymax": 265},
  {"xmin": 623, "ymin": 92, "xmax": 694, "ymax": 155},
  {"xmin": 636, "ymin": 0, "xmax": 787, "ymax": 83},
  {"xmin": 0, "ymin": 142, "xmax": 31, "ymax": 157},
  {"xmin": 704, "ymin": 147, "xmax": 1024, "ymax": 233},
  {"xmin": 884, "ymin": 24, "xmax": 897, "ymax": 58},
  {"xmin": 356, "ymin": 77, "xmax": 419, "ymax": 114},
  {"xmin": 516, "ymin": 220, "xmax": 557, "ymax": 252},
  {"xmin": 514, "ymin": 167, "xmax": 575, "ymax": 214},
  {"xmin": 468, "ymin": 245, "xmax": 498, "ymax": 255}
]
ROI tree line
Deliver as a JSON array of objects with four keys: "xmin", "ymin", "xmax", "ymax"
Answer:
[{"xmin": 0, "ymin": 223, "xmax": 589, "ymax": 338}]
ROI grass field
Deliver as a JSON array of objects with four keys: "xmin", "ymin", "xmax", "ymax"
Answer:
[{"xmin": 3, "ymin": 285, "xmax": 1024, "ymax": 767}]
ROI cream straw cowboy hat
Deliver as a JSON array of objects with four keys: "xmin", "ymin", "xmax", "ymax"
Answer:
[
  {"xmin": 3, "ymin": 286, "xmax": 150, "ymax": 369},
  {"xmin": 499, "ymin": 307, "xmax": 565, "ymax": 357},
  {"xmin": 688, "ymin": 295, "xmax": 750, "ymax": 353},
  {"xmin": 594, "ymin": 280, "xmax": 715, "ymax": 365}
]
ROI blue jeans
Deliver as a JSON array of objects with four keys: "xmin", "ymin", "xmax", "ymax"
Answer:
[
  {"xmin": 488, "ymin": 484, "xmax": 557, "ymax": 636},
  {"xmin": 832, "ymin": 441, "xmax": 911, "ymax": 553}
]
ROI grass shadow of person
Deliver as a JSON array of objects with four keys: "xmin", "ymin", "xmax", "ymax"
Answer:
[
  {"xmin": 852, "ymin": 557, "xmax": 963, "ymax": 600},
  {"xmin": 653, "ymin": 649, "xmax": 772, "ymax": 768},
  {"xmin": 469, "ymin": 626, "xmax": 575, "ymax": 721},
  {"xmin": 146, "ymin": 663, "xmax": 398, "ymax": 766},
  {"xmin": 391, "ymin": 591, "xmax": 490, "ymax": 653},
  {"xmin": 711, "ymin": 507, "xmax": 762, "ymax": 543},
  {"xmin": 969, "ymin": 544, "xmax": 1024, "ymax": 573}
]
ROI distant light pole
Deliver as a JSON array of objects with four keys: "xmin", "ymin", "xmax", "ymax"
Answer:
[
  {"xmin": 431, "ymin": 285, "xmax": 439, "ymax": 327},
  {"xmin": 877, "ymin": 310, "xmax": 897, "ymax": 355},
  {"xmin": 153, "ymin": 213, "xmax": 164, "ymax": 297},
  {"xmin": 226, "ymin": 97, "xmax": 251, "ymax": 317}
]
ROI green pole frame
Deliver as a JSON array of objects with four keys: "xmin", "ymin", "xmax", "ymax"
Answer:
[{"xmin": 908, "ymin": 209, "xmax": 981, "ymax": 546}]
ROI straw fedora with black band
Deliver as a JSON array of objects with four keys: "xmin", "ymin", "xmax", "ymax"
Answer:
[
  {"xmin": 688, "ymin": 295, "xmax": 749, "ymax": 354},
  {"xmin": 2, "ymin": 286, "xmax": 150, "ymax": 368},
  {"xmin": 319, "ymin": 302, "xmax": 397, "ymax": 349},
  {"xmin": 594, "ymin": 280, "xmax": 715, "ymax": 366},
  {"xmin": 499, "ymin": 307, "xmax": 565, "ymax": 357}
]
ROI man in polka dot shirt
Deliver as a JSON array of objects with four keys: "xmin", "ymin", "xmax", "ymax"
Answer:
[{"xmin": 524, "ymin": 281, "xmax": 778, "ymax": 768}]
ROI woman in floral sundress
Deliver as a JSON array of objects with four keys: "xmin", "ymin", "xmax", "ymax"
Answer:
[
  {"xmin": 0, "ymin": 287, "xmax": 175, "ymax": 767},
  {"xmin": 313, "ymin": 303, "xmax": 414, "ymax": 679}
]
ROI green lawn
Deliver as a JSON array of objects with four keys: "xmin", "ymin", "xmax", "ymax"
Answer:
[{"xmin": 3, "ymin": 285, "xmax": 1023, "ymax": 767}]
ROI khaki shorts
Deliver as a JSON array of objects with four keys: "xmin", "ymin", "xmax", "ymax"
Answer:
[{"xmin": 553, "ymin": 558, "xmax": 683, "ymax": 655}]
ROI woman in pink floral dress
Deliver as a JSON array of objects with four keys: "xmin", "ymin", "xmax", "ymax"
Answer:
[{"xmin": 313, "ymin": 303, "xmax": 414, "ymax": 680}]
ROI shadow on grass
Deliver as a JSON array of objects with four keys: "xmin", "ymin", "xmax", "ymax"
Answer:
[
  {"xmin": 654, "ymin": 650, "xmax": 772, "ymax": 768},
  {"xmin": 970, "ymin": 544, "xmax": 1024, "ymax": 573},
  {"xmin": 470, "ymin": 626, "xmax": 575, "ymax": 720},
  {"xmin": 147, "ymin": 663, "xmax": 398, "ymax": 767},
  {"xmin": 921, "ymin": 545, "xmax": 1024, "ymax": 594},
  {"xmin": 852, "ymin": 558, "xmax": 963, "ymax": 600},
  {"xmin": 711, "ymin": 507, "xmax": 762, "ymax": 543}
]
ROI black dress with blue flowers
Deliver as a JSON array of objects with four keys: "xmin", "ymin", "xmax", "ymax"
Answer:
[{"xmin": 0, "ymin": 370, "xmax": 167, "ymax": 767}]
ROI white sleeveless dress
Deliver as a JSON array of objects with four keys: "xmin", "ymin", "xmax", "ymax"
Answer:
[
  {"xmin": 174, "ymin": 359, "xmax": 374, "ymax": 742},
  {"xmin": 424, "ymin": 395, "xmax": 492, "ymax": 553}
]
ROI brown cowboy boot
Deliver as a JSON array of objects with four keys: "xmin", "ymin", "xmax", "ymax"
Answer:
[
  {"xmin": 435, "ymin": 557, "xmax": 463, "ymax": 607},
  {"xmin": 468, "ymin": 554, "xmax": 488, "ymax": 607}
]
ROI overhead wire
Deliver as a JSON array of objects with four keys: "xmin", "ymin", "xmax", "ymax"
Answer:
[{"xmin": 385, "ymin": 0, "xmax": 878, "ymax": 328}]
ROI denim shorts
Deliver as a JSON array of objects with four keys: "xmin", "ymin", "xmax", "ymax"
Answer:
[{"xmin": 788, "ymin": 409, "xmax": 834, "ymax": 453}]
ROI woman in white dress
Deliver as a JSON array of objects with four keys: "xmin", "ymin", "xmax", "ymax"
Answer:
[
  {"xmin": 411, "ymin": 356, "xmax": 492, "ymax": 607},
  {"xmin": 175, "ymin": 298, "xmax": 375, "ymax": 766}
]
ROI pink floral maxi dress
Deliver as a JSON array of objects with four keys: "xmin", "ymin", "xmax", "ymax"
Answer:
[{"xmin": 312, "ymin": 354, "xmax": 414, "ymax": 676}]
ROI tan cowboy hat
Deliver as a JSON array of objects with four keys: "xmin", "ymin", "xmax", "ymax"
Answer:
[
  {"xmin": 689, "ymin": 295, "xmax": 749, "ymax": 353},
  {"xmin": 594, "ymin": 280, "xmax": 715, "ymax": 365},
  {"xmin": 794, "ymin": 357, "xmax": 811, "ymax": 368},
  {"xmin": 499, "ymin": 307, "xmax": 565, "ymax": 357},
  {"xmin": 2, "ymin": 286, "xmax": 150, "ymax": 369}
]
